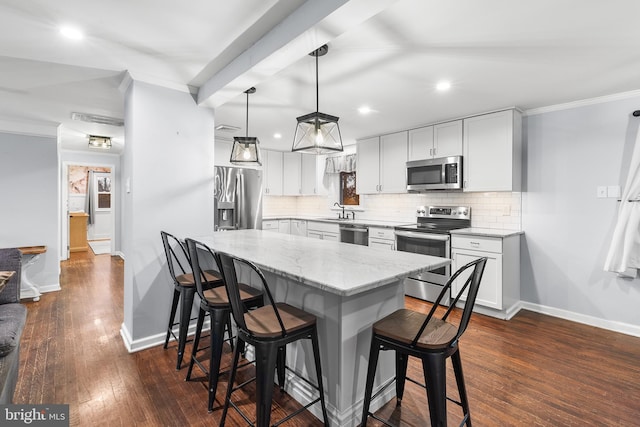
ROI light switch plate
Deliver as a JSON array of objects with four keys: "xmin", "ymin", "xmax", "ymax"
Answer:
[
  {"xmin": 597, "ymin": 186, "xmax": 607, "ymax": 198},
  {"xmin": 607, "ymin": 185, "xmax": 621, "ymax": 198}
]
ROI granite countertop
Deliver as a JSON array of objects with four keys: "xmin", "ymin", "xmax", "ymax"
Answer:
[
  {"xmin": 195, "ymin": 229, "xmax": 449, "ymax": 296},
  {"xmin": 262, "ymin": 216, "xmax": 408, "ymax": 229},
  {"xmin": 450, "ymin": 228, "xmax": 524, "ymax": 238}
]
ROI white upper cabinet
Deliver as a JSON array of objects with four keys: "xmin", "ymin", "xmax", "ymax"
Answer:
[
  {"xmin": 408, "ymin": 126, "xmax": 433, "ymax": 161},
  {"xmin": 408, "ymin": 120, "xmax": 462, "ymax": 161},
  {"xmin": 283, "ymin": 152, "xmax": 302, "ymax": 195},
  {"xmin": 356, "ymin": 136, "xmax": 380, "ymax": 194},
  {"xmin": 262, "ymin": 150, "xmax": 283, "ymax": 195},
  {"xmin": 463, "ymin": 109, "xmax": 522, "ymax": 192},
  {"xmin": 433, "ymin": 120, "xmax": 463, "ymax": 158},
  {"xmin": 356, "ymin": 132, "xmax": 407, "ymax": 194},
  {"xmin": 301, "ymin": 154, "xmax": 321, "ymax": 195},
  {"xmin": 380, "ymin": 131, "xmax": 408, "ymax": 193}
]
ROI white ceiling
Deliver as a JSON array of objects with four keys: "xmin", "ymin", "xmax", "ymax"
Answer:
[{"xmin": 2, "ymin": 0, "xmax": 640, "ymax": 154}]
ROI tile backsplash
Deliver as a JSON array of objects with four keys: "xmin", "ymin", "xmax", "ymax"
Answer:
[{"xmin": 264, "ymin": 192, "xmax": 522, "ymax": 230}]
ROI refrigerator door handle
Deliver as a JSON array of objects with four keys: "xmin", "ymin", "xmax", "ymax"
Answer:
[{"xmin": 234, "ymin": 173, "xmax": 242, "ymax": 230}]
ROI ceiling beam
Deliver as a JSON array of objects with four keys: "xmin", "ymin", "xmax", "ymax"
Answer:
[{"xmin": 197, "ymin": 0, "xmax": 397, "ymax": 108}]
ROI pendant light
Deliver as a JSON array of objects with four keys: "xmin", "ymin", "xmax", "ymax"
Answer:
[
  {"xmin": 292, "ymin": 44, "xmax": 343, "ymax": 154},
  {"xmin": 230, "ymin": 87, "xmax": 262, "ymax": 165}
]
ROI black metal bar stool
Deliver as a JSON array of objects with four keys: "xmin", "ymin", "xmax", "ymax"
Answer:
[
  {"xmin": 185, "ymin": 238, "xmax": 264, "ymax": 413},
  {"xmin": 216, "ymin": 251, "xmax": 330, "ymax": 427},
  {"xmin": 360, "ymin": 257, "xmax": 487, "ymax": 427},
  {"xmin": 160, "ymin": 231, "xmax": 224, "ymax": 370}
]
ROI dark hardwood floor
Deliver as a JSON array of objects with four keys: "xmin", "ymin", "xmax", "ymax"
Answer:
[{"xmin": 14, "ymin": 250, "xmax": 640, "ymax": 426}]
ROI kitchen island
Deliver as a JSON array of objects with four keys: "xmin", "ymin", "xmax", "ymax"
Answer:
[{"xmin": 196, "ymin": 230, "xmax": 450, "ymax": 426}]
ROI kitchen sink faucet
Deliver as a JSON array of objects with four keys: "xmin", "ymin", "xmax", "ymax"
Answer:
[{"xmin": 334, "ymin": 202, "xmax": 345, "ymax": 219}]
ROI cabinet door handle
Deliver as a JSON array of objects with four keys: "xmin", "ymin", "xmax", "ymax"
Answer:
[{"xmin": 470, "ymin": 241, "xmax": 480, "ymax": 247}]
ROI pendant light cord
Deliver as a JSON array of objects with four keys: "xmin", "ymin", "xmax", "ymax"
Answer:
[
  {"xmin": 315, "ymin": 50, "xmax": 319, "ymax": 114},
  {"xmin": 245, "ymin": 90, "xmax": 249, "ymax": 137}
]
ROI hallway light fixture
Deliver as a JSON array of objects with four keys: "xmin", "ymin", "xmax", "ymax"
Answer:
[
  {"xmin": 292, "ymin": 44, "xmax": 343, "ymax": 154},
  {"xmin": 230, "ymin": 87, "xmax": 261, "ymax": 165},
  {"xmin": 88, "ymin": 135, "xmax": 111, "ymax": 150}
]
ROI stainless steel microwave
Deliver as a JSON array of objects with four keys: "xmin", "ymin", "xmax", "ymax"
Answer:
[{"xmin": 406, "ymin": 156, "xmax": 463, "ymax": 191}]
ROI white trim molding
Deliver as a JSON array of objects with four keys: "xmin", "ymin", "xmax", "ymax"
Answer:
[
  {"xmin": 120, "ymin": 320, "xmax": 211, "ymax": 353},
  {"xmin": 0, "ymin": 118, "xmax": 59, "ymax": 137},
  {"xmin": 524, "ymin": 89, "xmax": 640, "ymax": 116},
  {"xmin": 521, "ymin": 301, "xmax": 640, "ymax": 338}
]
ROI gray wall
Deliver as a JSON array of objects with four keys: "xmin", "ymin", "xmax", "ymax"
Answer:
[
  {"xmin": 0, "ymin": 131, "xmax": 59, "ymax": 290},
  {"xmin": 122, "ymin": 81, "xmax": 215, "ymax": 347},
  {"xmin": 522, "ymin": 95, "xmax": 640, "ymax": 327}
]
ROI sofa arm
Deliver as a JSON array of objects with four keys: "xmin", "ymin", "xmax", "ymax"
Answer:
[{"xmin": 0, "ymin": 249, "xmax": 21, "ymax": 304}]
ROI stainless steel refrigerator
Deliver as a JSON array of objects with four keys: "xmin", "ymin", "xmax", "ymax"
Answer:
[{"xmin": 214, "ymin": 166, "xmax": 263, "ymax": 231}]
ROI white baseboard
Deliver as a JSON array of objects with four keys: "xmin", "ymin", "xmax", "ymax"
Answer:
[
  {"xmin": 120, "ymin": 319, "xmax": 211, "ymax": 353},
  {"xmin": 20, "ymin": 282, "xmax": 61, "ymax": 301},
  {"xmin": 521, "ymin": 301, "xmax": 640, "ymax": 338},
  {"xmin": 114, "ymin": 251, "xmax": 125, "ymax": 259}
]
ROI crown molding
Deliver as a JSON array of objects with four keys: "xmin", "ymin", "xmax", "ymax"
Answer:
[
  {"xmin": 0, "ymin": 118, "xmax": 59, "ymax": 138},
  {"xmin": 524, "ymin": 90, "xmax": 640, "ymax": 116}
]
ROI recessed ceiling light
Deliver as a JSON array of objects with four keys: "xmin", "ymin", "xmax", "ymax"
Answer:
[
  {"xmin": 273, "ymin": 133, "xmax": 282, "ymax": 139},
  {"xmin": 358, "ymin": 106, "xmax": 373, "ymax": 115},
  {"xmin": 436, "ymin": 81, "xmax": 451, "ymax": 92},
  {"xmin": 60, "ymin": 26, "xmax": 84, "ymax": 40}
]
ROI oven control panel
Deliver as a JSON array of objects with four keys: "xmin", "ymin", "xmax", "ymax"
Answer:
[{"xmin": 416, "ymin": 205, "xmax": 470, "ymax": 219}]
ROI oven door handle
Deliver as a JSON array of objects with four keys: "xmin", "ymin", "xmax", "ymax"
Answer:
[
  {"xmin": 339, "ymin": 226, "xmax": 368, "ymax": 233},
  {"xmin": 394, "ymin": 230, "xmax": 450, "ymax": 241}
]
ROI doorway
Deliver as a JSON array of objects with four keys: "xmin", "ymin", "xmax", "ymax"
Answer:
[{"xmin": 61, "ymin": 162, "xmax": 117, "ymax": 260}]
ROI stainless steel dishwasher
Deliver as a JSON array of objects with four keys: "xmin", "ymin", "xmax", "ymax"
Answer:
[{"xmin": 339, "ymin": 223, "xmax": 369, "ymax": 246}]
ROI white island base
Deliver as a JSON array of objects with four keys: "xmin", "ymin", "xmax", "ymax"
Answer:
[{"xmin": 257, "ymin": 270, "xmax": 402, "ymax": 426}]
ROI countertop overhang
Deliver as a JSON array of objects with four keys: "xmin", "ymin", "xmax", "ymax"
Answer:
[{"xmin": 195, "ymin": 229, "xmax": 450, "ymax": 296}]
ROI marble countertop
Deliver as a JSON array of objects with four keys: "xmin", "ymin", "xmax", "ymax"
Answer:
[
  {"xmin": 450, "ymin": 227, "xmax": 524, "ymax": 238},
  {"xmin": 262, "ymin": 215, "xmax": 409, "ymax": 229},
  {"xmin": 195, "ymin": 229, "xmax": 449, "ymax": 296}
]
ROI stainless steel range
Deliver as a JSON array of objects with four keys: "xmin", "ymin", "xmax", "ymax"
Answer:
[{"xmin": 394, "ymin": 206, "xmax": 471, "ymax": 305}]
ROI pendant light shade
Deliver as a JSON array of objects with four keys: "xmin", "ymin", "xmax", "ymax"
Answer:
[
  {"xmin": 230, "ymin": 87, "xmax": 261, "ymax": 165},
  {"xmin": 292, "ymin": 45, "xmax": 343, "ymax": 154}
]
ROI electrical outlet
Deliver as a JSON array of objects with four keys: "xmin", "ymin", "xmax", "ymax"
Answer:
[
  {"xmin": 502, "ymin": 205, "xmax": 511, "ymax": 216},
  {"xmin": 607, "ymin": 185, "xmax": 621, "ymax": 198},
  {"xmin": 597, "ymin": 186, "xmax": 607, "ymax": 198}
]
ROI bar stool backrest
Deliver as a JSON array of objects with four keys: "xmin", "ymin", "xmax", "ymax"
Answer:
[
  {"xmin": 185, "ymin": 238, "xmax": 220, "ymax": 303},
  {"xmin": 217, "ymin": 251, "xmax": 287, "ymax": 339},
  {"xmin": 412, "ymin": 257, "xmax": 487, "ymax": 348},
  {"xmin": 160, "ymin": 231, "xmax": 189, "ymax": 282}
]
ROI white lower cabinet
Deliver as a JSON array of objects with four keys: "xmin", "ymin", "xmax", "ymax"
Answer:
[
  {"xmin": 368, "ymin": 227, "xmax": 395, "ymax": 250},
  {"xmin": 278, "ymin": 219, "xmax": 290, "ymax": 234},
  {"xmin": 262, "ymin": 220, "xmax": 279, "ymax": 231},
  {"xmin": 451, "ymin": 233, "xmax": 520, "ymax": 319},
  {"xmin": 290, "ymin": 220, "xmax": 307, "ymax": 236},
  {"xmin": 306, "ymin": 221, "xmax": 339, "ymax": 241},
  {"xmin": 262, "ymin": 219, "xmax": 290, "ymax": 234}
]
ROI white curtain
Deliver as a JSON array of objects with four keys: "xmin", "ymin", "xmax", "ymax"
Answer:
[
  {"xmin": 325, "ymin": 154, "xmax": 356, "ymax": 174},
  {"xmin": 604, "ymin": 130, "xmax": 640, "ymax": 277}
]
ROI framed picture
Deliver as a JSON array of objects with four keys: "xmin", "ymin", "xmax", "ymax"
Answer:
[{"xmin": 97, "ymin": 176, "xmax": 111, "ymax": 193}]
